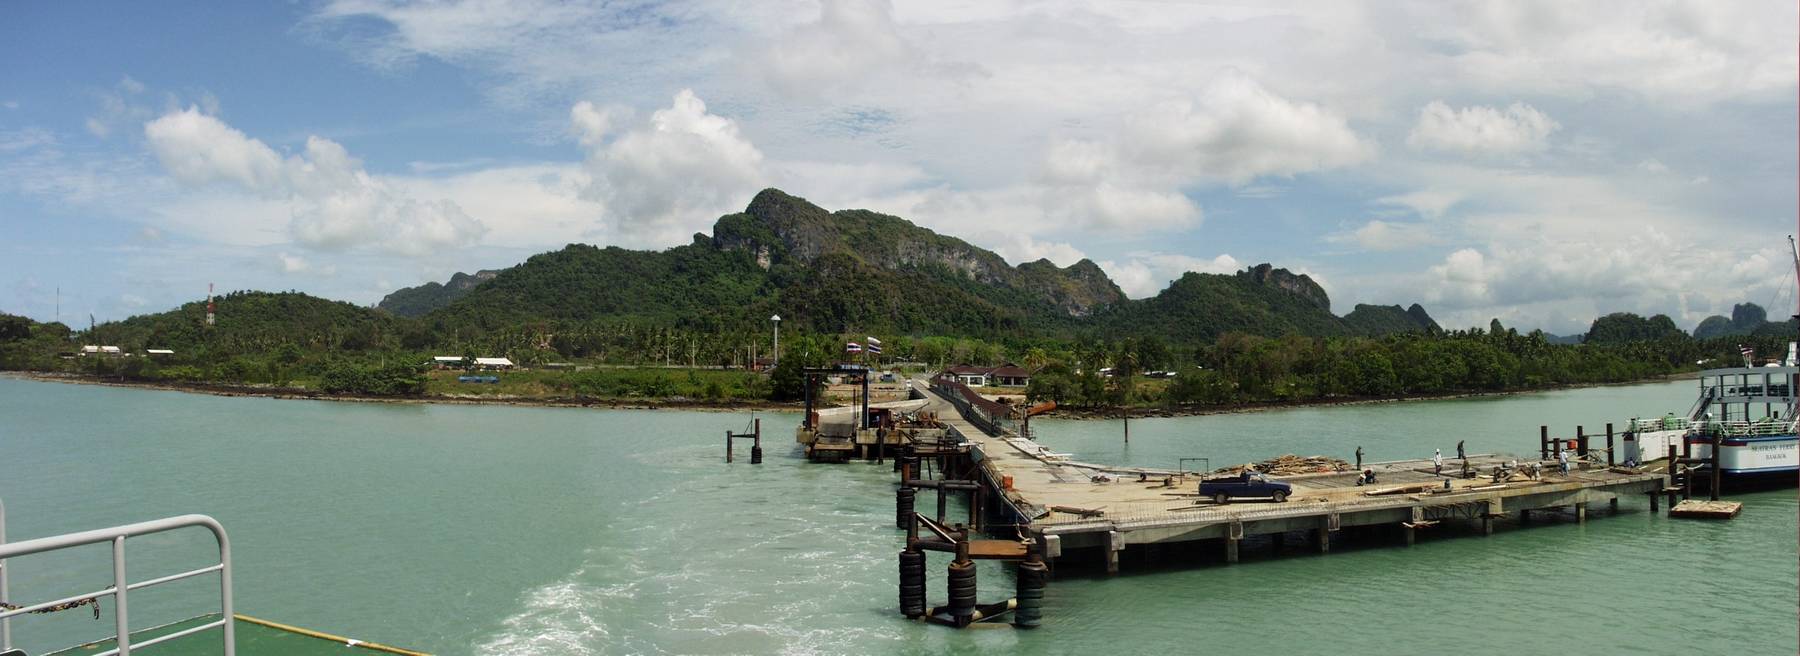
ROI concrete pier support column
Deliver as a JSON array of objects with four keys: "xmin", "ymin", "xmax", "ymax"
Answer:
[
  {"xmin": 1105, "ymin": 530, "xmax": 1123, "ymax": 575},
  {"xmin": 1225, "ymin": 538, "xmax": 1239, "ymax": 563},
  {"xmin": 1481, "ymin": 515, "xmax": 1493, "ymax": 535},
  {"xmin": 1315, "ymin": 527, "xmax": 1330, "ymax": 554},
  {"xmin": 1576, "ymin": 502, "xmax": 1588, "ymax": 524},
  {"xmin": 1403, "ymin": 524, "xmax": 1415, "ymax": 546},
  {"xmin": 1609, "ymin": 497, "xmax": 1619, "ymax": 514}
]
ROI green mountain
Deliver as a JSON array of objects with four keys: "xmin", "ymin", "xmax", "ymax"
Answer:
[
  {"xmin": 404, "ymin": 189, "xmax": 1436, "ymax": 342},
  {"xmin": 1693, "ymin": 303, "xmax": 1776, "ymax": 339},
  {"xmin": 1342, "ymin": 303, "xmax": 1440, "ymax": 336},
  {"xmin": 85, "ymin": 291, "xmax": 413, "ymax": 353},
  {"xmin": 378, "ymin": 269, "xmax": 499, "ymax": 317},
  {"xmin": 1584, "ymin": 312, "xmax": 1686, "ymax": 344}
]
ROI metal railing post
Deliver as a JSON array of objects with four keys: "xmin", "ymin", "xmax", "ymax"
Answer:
[
  {"xmin": 114, "ymin": 536, "xmax": 130, "ymax": 654},
  {"xmin": 217, "ymin": 524, "xmax": 234, "ymax": 656},
  {"xmin": 0, "ymin": 514, "xmax": 233, "ymax": 656},
  {"xmin": 1, "ymin": 496, "xmax": 9, "ymax": 653}
]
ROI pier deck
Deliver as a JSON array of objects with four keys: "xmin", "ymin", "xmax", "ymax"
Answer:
[{"xmin": 913, "ymin": 381, "xmax": 1667, "ymax": 565}]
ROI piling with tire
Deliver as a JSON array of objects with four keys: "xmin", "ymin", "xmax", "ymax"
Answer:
[
  {"xmin": 896, "ymin": 487, "xmax": 916, "ymax": 529},
  {"xmin": 947, "ymin": 559, "xmax": 977, "ymax": 626},
  {"xmin": 899, "ymin": 550, "xmax": 927, "ymax": 619},
  {"xmin": 1013, "ymin": 558, "xmax": 1048, "ymax": 628},
  {"xmin": 750, "ymin": 445, "xmax": 763, "ymax": 464}
]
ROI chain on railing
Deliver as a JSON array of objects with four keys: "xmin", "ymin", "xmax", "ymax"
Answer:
[{"xmin": 0, "ymin": 510, "xmax": 234, "ymax": 656}]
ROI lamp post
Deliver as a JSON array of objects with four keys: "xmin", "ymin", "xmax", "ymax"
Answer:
[{"xmin": 770, "ymin": 314, "xmax": 782, "ymax": 368}]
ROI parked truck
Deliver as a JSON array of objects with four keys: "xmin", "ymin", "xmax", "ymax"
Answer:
[{"xmin": 1199, "ymin": 471, "xmax": 1292, "ymax": 504}]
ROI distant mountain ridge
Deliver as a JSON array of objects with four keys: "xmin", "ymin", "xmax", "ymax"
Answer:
[
  {"xmin": 400, "ymin": 188, "xmax": 1438, "ymax": 342},
  {"xmin": 378, "ymin": 269, "xmax": 499, "ymax": 317},
  {"xmin": 1691, "ymin": 303, "xmax": 1790, "ymax": 339}
]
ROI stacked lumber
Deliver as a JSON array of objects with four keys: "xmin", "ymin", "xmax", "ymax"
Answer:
[{"xmin": 1213, "ymin": 454, "xmax": 1351, "ymax": 476}]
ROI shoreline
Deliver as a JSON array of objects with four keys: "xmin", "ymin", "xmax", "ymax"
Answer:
[
  {"xmin": 1, "ymin": 371, "xmax": 805, "ymax": 414},
  {"xmin": 1019, "ymin": 375, "xmax": 1689, "ymax": 420},
  {"xmin": 5, "ymin": 370, "xmax": 1685, "ymax": 419}
]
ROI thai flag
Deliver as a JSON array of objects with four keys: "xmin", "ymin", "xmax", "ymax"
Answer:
[
  {"xmin": 846, "ymin": 342, "xmax": 862, "ymax": 354},
  {"xmin": 866, "ymin": 336, "xmax": 882, "ymax": 355}
]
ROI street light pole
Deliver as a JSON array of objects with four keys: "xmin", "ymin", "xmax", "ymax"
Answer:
[{"xmin": 770, "ymin": 314, "xmax": 782, "ymax": 368}]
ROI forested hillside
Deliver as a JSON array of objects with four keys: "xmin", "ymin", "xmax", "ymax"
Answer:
[
  {"xmin": 378, "ymin": 270, "xmax": 498, "ymax": 317},
  {"xmin": 406, "ymin": 189, "xmax": 1433, "ymax": 343},
  {"xmin": 9, "ymin": 188, "xmax": 1783, "ymax": 405}
]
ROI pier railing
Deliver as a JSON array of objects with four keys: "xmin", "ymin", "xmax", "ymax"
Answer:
[
  {"xmin": 0, "ymin": 510, "xmax": 234, "ymax": 656},
  {"xmin": 929, "ymin": 376, "xmax": 1018, "ymax": 437}
]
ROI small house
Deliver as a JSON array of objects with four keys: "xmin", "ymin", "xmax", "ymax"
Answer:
[
  {"xmin": 146, "ymin": 349, "xmax": 175, "ymax": 358},
  {"xmin": 473, "ymin": 357, "xmax": 516, "ymax": 371},
  {"xmin": 942, "ymin": 363, "xmax": 1035, "ymax": 388},
  {"xmin": 431, "ymin": 356, "xmax": 465, "ymax": 369},
  {"xmin": 988, "ymin": 363, "xmax": 1032, "ymax": 387},
  {"xmin": 945, "ymin": 364, "xmax": 991, "ymax": 387}
]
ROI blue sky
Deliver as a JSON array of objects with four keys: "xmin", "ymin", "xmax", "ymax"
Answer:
[{"xmin": 3, "ymin": 1, "xmax": 1796, "ymax": 334}]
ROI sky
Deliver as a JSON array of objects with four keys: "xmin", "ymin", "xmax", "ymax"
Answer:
[{"xmin": 2, "ymin": 1, "xmax": 1796, "ymax": 334}]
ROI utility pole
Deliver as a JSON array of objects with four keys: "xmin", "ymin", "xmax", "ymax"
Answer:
[{"xmin": 770, "ymin": 314, "xmax": 782, "ymax": 368}]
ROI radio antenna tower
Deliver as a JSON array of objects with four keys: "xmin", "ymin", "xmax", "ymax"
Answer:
[{"xmin": 206, "ymin": 283, "xmax": 216, "ymax": 327}]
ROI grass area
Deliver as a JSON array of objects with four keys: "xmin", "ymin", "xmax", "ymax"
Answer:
[{"xmin": 425, "ymin": 367, "xmax": 772, "ymax": 401}]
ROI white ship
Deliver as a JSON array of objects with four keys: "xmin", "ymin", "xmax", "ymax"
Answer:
[{"xmin": 1623, "ymin": 350, "xmax": 1798, "ymax": 483}]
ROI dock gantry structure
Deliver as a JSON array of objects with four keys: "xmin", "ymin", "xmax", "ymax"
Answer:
[{"xmin": 875, "ymin": 374, "xmax": 1670, "ymax": 628}]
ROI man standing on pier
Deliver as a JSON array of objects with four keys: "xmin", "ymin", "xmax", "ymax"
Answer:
[
  {"xmin": 1355, "ymin": 446, "xmax": 1363, "ymax": 469},
  {"xmin": 1433, "ymin": 449, "xmax": 1443, "ymax": 475},
  {"xmin": 1558, "ymin": 447, "xmax": 1570, "ymax": 475},
  {"xmin": 1457, "ymin": 440, "xmax": 1465, "ymax": 461}
]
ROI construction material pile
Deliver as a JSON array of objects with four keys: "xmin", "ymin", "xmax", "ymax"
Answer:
[{"xmin": 1213, "ymin": 454, "xmax": 1351, "ymax": 476}]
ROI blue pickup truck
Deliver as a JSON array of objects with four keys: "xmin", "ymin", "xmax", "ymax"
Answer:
[{"xmin": 1199, "ymin": 471, "xmax": 1292, "ymax": 504}]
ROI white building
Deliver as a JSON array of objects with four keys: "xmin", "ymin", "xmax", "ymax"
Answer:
[{"xmin": 473, "ymin": 357, "xmax": 516, "ymax": 371}]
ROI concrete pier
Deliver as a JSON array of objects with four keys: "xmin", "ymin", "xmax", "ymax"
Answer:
[{"xmin": 912, "ymin": 379, "xmax": 1667, "ymax": 574}]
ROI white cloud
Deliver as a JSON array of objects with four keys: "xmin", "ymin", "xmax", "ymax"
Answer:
[
  {"xmin": 1374, "ymin": 189, "xmax": 1462, "ymax": 219},
  {"xmin": 1104, "ymin": 73, "xmax": 1375, "ymax": 186},
  {"xmin": 1420, "ymin": 235, "xmax": 1792, "ymax": 333},
  {"xmin": 86, "ymin": 76, "xmax": 154, "ymax": 139},
  {"xmin": 1414, "ymin": 2, "xmax": 1799, "ymax": 106},
  {"xmin": 277, "ymin": 252, "xmax": 310, "ymax": 273},
  {"xmin": 573, "ymin": 89, "xmax": 766, "ymax": 246},
  {"xmin": 752, "ymin": 0, "xmax": 978, "ymax": 97},
  {"xmin": 392, "ymin": 163, "xmax": 601, "ymax": 249},
  {"xmin": 1637, "ymin": 158, "xmax": 1670, "ymax": 173},
  {"xmin": 1100, "ymin": 252, "xmax": 1242, "ymax": 298},
  {"xmin": 1026, "ymin": 73, "xmax": 1368, "ymax": 231},
  {"xmin": 143, "ymin": 107, "xmax": 486, "ymax": 255},
  {"xmin": 1328, "ymin": 219, "xmax": 1441, "ymax": 252},
  {"xmin": 1407, "ymin": 101, "xmax": 1559, "ymax": 156}
]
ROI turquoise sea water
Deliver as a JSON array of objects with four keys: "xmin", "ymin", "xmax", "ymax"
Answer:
[{"xmin": 1, "ymin": 377, "xmax": 1793, "ymax": 655}]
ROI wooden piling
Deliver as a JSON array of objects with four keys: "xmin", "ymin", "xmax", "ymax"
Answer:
[
  {"xmin": 1577, "ymin": 425, "xmax": 1588, "ymax": 458},
  {"xmin": 1709, "ymin": 431, "xmax": 1722, "ymax": 502},
  {"xmin": 725, "ymin": 430, "xmax": 733, "ymax": 463},
  {"xmin": 1665, "ymin": 444, "xmax": 1680, "ymax": 509},
  {"xmin": 1540, "ymin": 425, "xmax": 1549, "ymax": 460},
  {"xmin": 750, "ymin": 419, "xmax": 762, "ymax": 464},
  {"xmin": 1605, "ymin": 423, "xmax": 1615, "ymax": 466}
]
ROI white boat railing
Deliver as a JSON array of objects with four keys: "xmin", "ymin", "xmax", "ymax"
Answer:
[
  {"xmin": 1626, "ymin": 417, "xmax": 1693, "ymax": 433},
  {"xmin": 0, "ymin": 506, "xmax": 234, "ymax": 656},
  {"xmin": 1703, "ymin": 419, "xmax": 1799, "ymax": 438}
]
